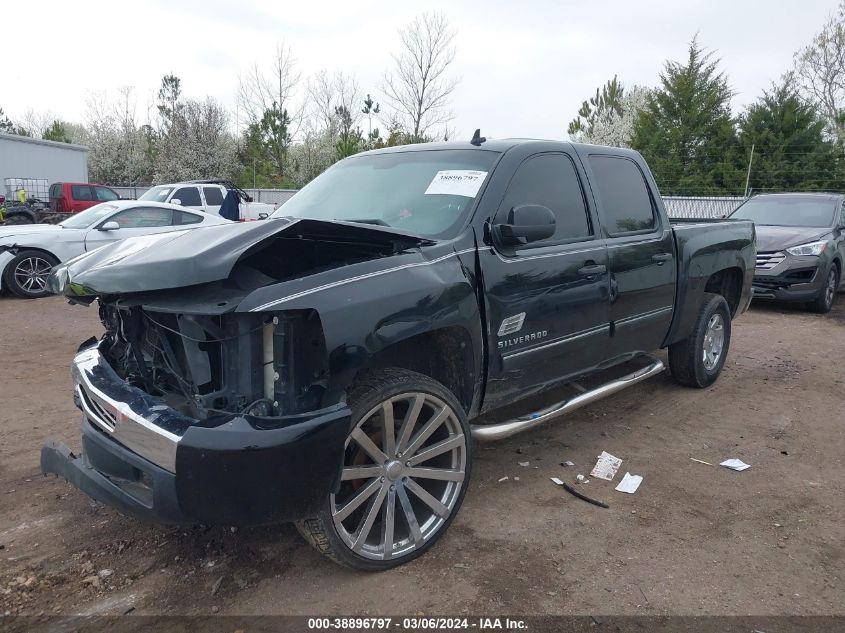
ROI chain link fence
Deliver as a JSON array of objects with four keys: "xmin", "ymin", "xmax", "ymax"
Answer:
[{"xmin": 662, "ymin": 196, "xmax": 747, "ymax": 219}]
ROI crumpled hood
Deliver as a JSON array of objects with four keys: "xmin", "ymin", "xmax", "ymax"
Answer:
[
  {"xmin": 49, "ymin": 217, "xmax": 432, "ymax": 296},
  {"xmin": 0, "ymin": 224, "xmax": 65, "ymax": 242},
  {"xmin": 754, "ymin": 225, "xmax": 831, "ymax": 251}
]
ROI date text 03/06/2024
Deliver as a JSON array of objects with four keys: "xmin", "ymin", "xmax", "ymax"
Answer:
[{"xmin": 306, "ymin": 617, "xmax": 528, "ymax": 630}]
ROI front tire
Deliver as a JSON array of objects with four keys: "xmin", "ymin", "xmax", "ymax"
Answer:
[
  {"xmin": 3, "ymin": 250, "xmax": 58, "ymax": 298},
  {"xmin": 669, "ymin": 293, "xmax": 732, "ymax": 388},
  {"xmin": 809, "ymin": 264, "xmax": 839, "ymax": 314},
  {"xmin": 296, "ymin": 369, "xmax": 471, "ymax": 571}
]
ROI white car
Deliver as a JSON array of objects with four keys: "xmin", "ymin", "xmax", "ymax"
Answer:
[
  {"xmin": 0, "ymin": 200, "xmax": 229, "ymax": 298},
  {"xmin": 138, "ymin": 181, "xmax": 275, "ymax": 221}
]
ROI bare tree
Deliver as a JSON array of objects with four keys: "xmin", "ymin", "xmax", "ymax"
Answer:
[
  {"xmin": 237, "ymin": 42, "xmax": 302, "ymax": 133},
  {"xmin": 307, "ymin": 70, "xmax": 363, "ymax": 137},
  {"xmin": 382, "ymin": 11, "xmax": 458, "ymax": 141},
  {"xmin": 16, "ymin": 108, "xmax": 56, "ymax": 138},
  {"xmin": 793, "ymin": 2, "xmax": 845, "ymax": 139}
]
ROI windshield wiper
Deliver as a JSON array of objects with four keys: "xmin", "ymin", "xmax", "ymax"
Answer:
[{"xmin": 346, "ymin": 218, "xmax": 390, "ymax": 227}]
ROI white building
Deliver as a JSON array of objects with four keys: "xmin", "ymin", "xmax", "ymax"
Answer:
[{"xmin": 0, "ymin": 132, "xmax": 88, "ymax": 199}]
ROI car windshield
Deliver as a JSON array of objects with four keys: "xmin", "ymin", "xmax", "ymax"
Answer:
[
  {"xmin": 272, "ymin": 149, "xmax": 499, "ymax": 238},
  {"xmin": 59, "ymin": 203, "xmax": 119, "ymax": 229},
  {"xmin": 730, "ymin": 197, "xmax": 836, "ymax": 227},
  {"xmin": 139, "ymin": 186, "xmax": 175, "ymax": 203}
]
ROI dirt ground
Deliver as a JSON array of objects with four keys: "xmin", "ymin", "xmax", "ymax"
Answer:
[{"xmin": 0, "ymin": 295, "xmax": 842, "ymax": 617}]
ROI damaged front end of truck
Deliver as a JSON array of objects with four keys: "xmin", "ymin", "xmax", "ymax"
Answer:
[{"xmin": 40, "ymin": 217, "xmax": 458, "ymax": 525}]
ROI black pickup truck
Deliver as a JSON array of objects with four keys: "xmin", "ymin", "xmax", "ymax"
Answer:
[{"xmin": 42, "ymin": 139, "xmax": 755, "ymax": 570}]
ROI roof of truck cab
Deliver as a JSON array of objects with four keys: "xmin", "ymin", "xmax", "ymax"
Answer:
[{"xmin": 356, "ymin": 138, "xmax": 644, "ymax": 158}]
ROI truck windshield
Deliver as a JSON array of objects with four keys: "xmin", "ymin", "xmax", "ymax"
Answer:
[
  {"xmin": 139, "ymin": 186, "xmax": 175, "ymax": 203},
  {"xmin": 730, "ymin": 197, "xmax": 836, "ymax": 227},
  {"xmin": 59, "ymin": 203, "xmax": 119, "ymax": 228},
  {"xmin": 273, "ymin": 149, "xmax": 499, "ymax": 238}
]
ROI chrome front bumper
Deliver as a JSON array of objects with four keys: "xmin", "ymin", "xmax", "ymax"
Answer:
[
  {"xmin": 48, "ymin": 342, "xmax": 353, "ymax": 525},
  {"xmin": 71, "ymin": 344, "xmax": 191, "ymax": 473}
]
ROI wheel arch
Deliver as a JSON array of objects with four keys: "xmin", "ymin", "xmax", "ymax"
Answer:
[
  {"xmin": 703, "ymin": 266, "xmax": 744, "ymax": 317},
  {"xmin": 1, "ymin": 246, "xmax": 61, "ymax": 292},
  {"xmin": 664, "ymin": 264, "xmax": 747, "ymax": 347},
  {"xmin": 350, "ymin": 326, "xmax": 478, "ymax": 415}
]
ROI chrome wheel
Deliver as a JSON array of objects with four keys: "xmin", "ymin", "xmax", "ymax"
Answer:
[
  {"xmin": 13, "ymin": 256, "xmax": 53, "ymax": 293},
  {"xmin": 825, "ymin": 268, "xmax": 837, "ymax": 308},
  {"xmin": 702, "ymin": 313, "xmax": 725, "ymax": 371},
  {"xmin": 331, "ymin": 392, "xmax": 467, "ymax": 562}
]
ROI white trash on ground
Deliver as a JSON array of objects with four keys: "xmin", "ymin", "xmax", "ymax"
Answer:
[
  {"xmin": 615, "ymin": 472, "xmax": 643, "ymax": 494},
  {"xmin": 590, "ymin": 451, "xmax": 623, "ymax": 480},
  {"xmin": 720, "ymin": 458, "xmax": 751, "ymax": 471}
]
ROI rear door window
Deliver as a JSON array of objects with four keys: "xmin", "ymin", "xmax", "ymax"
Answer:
[
  {"xmin": 49, "ymin": 184, "xmax": 62, "ymax": 198},
  {"xmin": 203, "ymin": 187, "xmax": 225, "ymax": 206},
  {"xmin": 110, "ymin": 207, "xmax": 173, "ymax": 228},
  {"xmin": 589, "ymin": 156, "xmax": 656, "ymax": 235},
  {"xmin": 173, "ymin": 187, "xmax": 203, "ymax": 207},
  {"xmin": 71, "ymin": 185, "xmax": 94, "ymax": 201},
  {"xmin": 175, "ymin": 210, "xmax": 204, "ymax": 225}
]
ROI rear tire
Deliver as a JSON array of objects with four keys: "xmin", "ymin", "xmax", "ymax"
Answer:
[
  {"xmin": 296, "ymin": 369, "xmax": 471, "ymax": 571},
  {"xmin": 3, "ymin": 250, "xmax": 59, "ymax": 298},
  {"xmin": 809, "ymin": 264, "xmax": 839, "ymax": 314},
  {"xmin": 669, "ymin": 293, "xmax": 732, "ymax": 388}
]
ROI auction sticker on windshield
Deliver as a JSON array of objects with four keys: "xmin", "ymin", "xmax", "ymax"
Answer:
[{"xmin": 424, "ymin": 170, "xmax": 488, "ymax": 198}]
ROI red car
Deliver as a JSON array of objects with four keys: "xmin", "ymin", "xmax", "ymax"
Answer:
[{"xmin": 49, "ymin": 182, "xmax": 120, "ymax": 214}]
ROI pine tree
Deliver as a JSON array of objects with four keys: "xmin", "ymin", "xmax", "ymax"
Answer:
[
  {"xmin": 738, "ymin": 77, "xmax": 839, "ymax": 192},
  {"xmin": 0, "ymin": 107, "xmax": 14, "ymax": 133},
  {"xmin": 631, "ymin": 37, "xmax": 744, "ymax": 195},
  {"xmin": 42, "ymin": 120, "xmax": 71, "ymax": 143},
  {"xmin": 568, "ymin": 75, "xmax": 625, "ymax": 139}
]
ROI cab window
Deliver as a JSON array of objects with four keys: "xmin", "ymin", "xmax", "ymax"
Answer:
[
  {"xmin": 95, "ymin": 186, "xmax": 119, "ymax": 202},
  {"xmin": 498, "ymin": 153, "xmax": 592, "ymax": 247},
  {"xmin": 71, "ymin": 185, "xmax": 94, "ymax": 201},
  {"xmin": 203, "ymin": 187, "xmax": 225, "ymax": 206},
  {"xmin": 589, "ymin": 155, "xmax": 656, "ymax": 235},
  {"xmin": 173, "ymin": 187, "xmax": 202, "ymax": 207}
]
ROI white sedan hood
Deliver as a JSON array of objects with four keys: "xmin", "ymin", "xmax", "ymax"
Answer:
[{"xmin": 0, "ymin": 224, "xmax": 70, "ymax": 242}]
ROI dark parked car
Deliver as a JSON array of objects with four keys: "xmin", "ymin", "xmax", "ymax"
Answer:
[
  {"xmin": 730, "ymin": 193, "xmax": 845, "ymax": 313},
  {"xmin": 42, "ymin": 139, "xmax": 755, "ymax": 570}
]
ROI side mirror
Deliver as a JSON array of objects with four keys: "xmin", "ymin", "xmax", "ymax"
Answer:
[
  {"xmin": 494, "ymin": 204, "xmax": 556, "ymax": 246},
  {"xmin": 171, "ymin": 198, "xmax": 182, "ymax": 206},
  {"xmin": 100, "ymin": 221, "xmax": 120, "ymax": 231}
]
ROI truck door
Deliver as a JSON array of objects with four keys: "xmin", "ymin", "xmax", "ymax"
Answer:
[
  {"xmin": 585, "ymin": 153, "xmax": 676, "ymax": 356},
  {"xmin": 480, "ymin": 152, "xmax": 611, "ymax": 411}
]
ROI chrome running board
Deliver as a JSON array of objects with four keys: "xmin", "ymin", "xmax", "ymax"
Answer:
[{"xmin": 471, "ymin": 356, "xmax": 665, "ymax": 441}]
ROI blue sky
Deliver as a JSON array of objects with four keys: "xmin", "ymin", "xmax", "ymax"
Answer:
[{"xmin": 4, "ymin": 0, "xmax": 838, "ymax": 140}]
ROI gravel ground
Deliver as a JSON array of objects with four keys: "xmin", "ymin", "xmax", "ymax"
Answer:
[{"xmin": 0, "ymin": 295, "xmax": 842, "ymax": 616}]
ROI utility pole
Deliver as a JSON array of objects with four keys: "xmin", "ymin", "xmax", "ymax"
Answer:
[
  {"xmin": 253, "ymin": 157, "xmax": 257, "ymax": 191},
  {"xmin": 743, "ymin": 144, "xmax": 754, "ymax": 198}
]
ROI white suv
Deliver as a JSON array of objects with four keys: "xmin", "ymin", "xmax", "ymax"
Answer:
[{"xmin": 138, "ymin": 181, "xmax": 275, "ymax": 220}]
